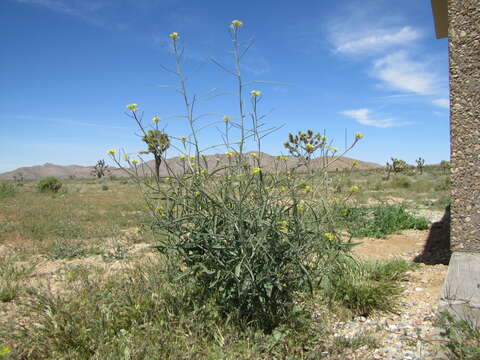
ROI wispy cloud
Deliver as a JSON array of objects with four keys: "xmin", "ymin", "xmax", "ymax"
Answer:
[
  {"xmin": 13, "ymin": 0, "xmax": 126, "ymax": 29},
  {"xmin": 340, "ymin": 108, "xmax": 408, "ymax": 128},
  {"xmin": 432, "ymin": 98, "xmax": 449, "ymax": 108},
  {"xmin": 372, "ymin": 51, "xmax": 437, "ymax": 95},
  {"xmin": 333, "ymin": 26, "xmax": 421, "ymax": 55},
  {"xmin": 1, "ymin": 114, "xmax": 130, "ymax": 130}
]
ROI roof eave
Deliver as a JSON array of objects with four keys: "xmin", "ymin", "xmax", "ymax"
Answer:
[{"xmin": 431, "ymin": 0, "xmax": 448, "ymax": 39}]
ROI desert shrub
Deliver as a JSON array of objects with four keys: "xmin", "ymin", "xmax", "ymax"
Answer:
[
  {"xmin": 7, "ymin": 259, "xmax": 327, "ymax": 359},
  {"xmin": 436, "ymin": 311, "xmax": 480, "ymax": 359},
  {"xmin": 47, "ymin": 239, "xmax": 102, "ymax": 260},
  {"xmin": 109, "ymin": 21, "xmax": 365, "ymax": 332},
  {"xmin": 36, "ymin": 176, "xmax": 62, "ymax": 193},
  {"xmin": 324, "ymin": 258, "xmax": 416, "ymax": 316},
  {"xmin": 434, "ymin": 175, "xmax": 451, "ymax": 191},
  {"xmin": 101, "ymin": 184, "xmax": 109, "ymax": 191},
  {"xmin": 0, "ymin": 255, "xmax": 36, "ymax": 302},
  {"xmin": 390, "ymin": 174, "xmax": 412, "ymax": 189},
  {"xmin": 338, "ymin": 204, "xmax": 429, "ymax": 238},
  {"xmin": 0, "ymin": 181, "xmax": 17, "ymax": 198}
]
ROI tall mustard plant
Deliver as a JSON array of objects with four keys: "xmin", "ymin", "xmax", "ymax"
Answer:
[{"xmin": 110, "ymin": 20, "xmax": 363, "ymax": 332}]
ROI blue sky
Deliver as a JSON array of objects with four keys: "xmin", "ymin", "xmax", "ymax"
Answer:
[{"xmin": 0, "ymin": 0, "xmax": 449, "ymax": 173}]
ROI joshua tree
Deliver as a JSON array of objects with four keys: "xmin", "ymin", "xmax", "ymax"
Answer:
[
  {"xmin": 92, "ymin": 159, "xmax": 110, "ymax": 179},
  {"xmin": 141, "ymin": 129, "xmax": 170, "ymax": 182},
  {"xmin": 390, "ymin": 157, "xmax": 408, "ymax": 173},
  {"xmin": 416, "ymin": 157, "xmax": 425, "ymax": 174}
]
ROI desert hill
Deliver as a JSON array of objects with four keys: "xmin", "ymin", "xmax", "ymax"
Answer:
[{"xmin": 0, "ymin": 154, "xmax": 381, "ymax": 181}]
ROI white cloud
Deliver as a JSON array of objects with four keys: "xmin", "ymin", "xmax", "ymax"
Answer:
[
  {"xmin": 432, "ymin": 98, "xmax": 449, "ymax": 108},
  {"xmin": 13, "ymin": 0, "xmax": 125, "ymax": 29},
  {"xmin": 340, "ymin": 108, "xmax": 406, "ymax": 128},
  {"xmin": 334, "ymin": 26, "xmax": 421, "ymax": 55},
  {"xmin": 372, "ymin": 51, "xmax": 437, "ymax": 95}
]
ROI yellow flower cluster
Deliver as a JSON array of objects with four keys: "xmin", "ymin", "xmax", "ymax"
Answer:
[
  {"xmin": 122, "ymin": 154, "xmax": 129, "ymax": 161},
  {"xmin": 250, "ymin": 90, "xmax": 261, "ymax": 97},
  {"xmin": 230, "ymin": 20, "xmax": 243, "ymax": 28},
  {"xmin": 179, "ymin": 155, "xmax": 186, "ymax": 160},
  {"xmin": 223, "ymin": 115, "xmax": 231, "ymax": 123},
  {"xmin": 107, "ymin": 148, "xmax": 116, "ymax": 156},
  {"xmin": 225, "ymin": 152, "xmax": 234, "ymax": 158},
  {"xmin": 323, "ymin": 232, "xmax": 335, "ymax": 241},
  {"xmin": 169, "ymin": 32, "xmax": 179, "ymax": 40},
  {"xmin": 131, "ymin": 159, "xmax": 138, "ymax": 165},
  {"xmin": 250, "ymin": 152, "xmax": 258, "ymax": 157},
  {"xmin": 304, "ymin": 185, "xmax": 312, "ymax": 193},
  {"xmin": 349, "ymin": 185, "xmax": 360, "ymax": 193},
  {"xmin": 277, "ymin": 220, "xmax": 288, "ymax": 233},
  {"xmin": 126, "ymin": 104, "xmax": 138, "ymax": 112},
  {"xmin": 252, "ymin": 167, "xmax": 261, "ymax": 175},
  {"xmin": 0, "ymin": 345, "xmax": 11, "ymax": 356},
  {"xmin": 355, "ymin": 132, "xmax": 364, "ymax": 140},
  {"xmin": 152, "ymin": 116, "xmax": 161, "ymax": 124}
]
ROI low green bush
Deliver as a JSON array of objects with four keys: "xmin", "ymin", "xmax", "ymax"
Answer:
[
  {"xmin": 0, "ymin": 181, "xmax": 17, "ymax": 198},
  {"xmin": 6, "ymin": 259, "xmax": 324, "ymax": 359},
  {"xmin": 0, "ymin": 256, "xmax": 36, "ymax": 302},
  {"xmin": 436, "ymin": 311, "xmax": 480, "ymax": 359},
  {"xmin": 47, "ymin": 239, "xmax": 103, "ymax": 260},
  {"xmin": 36, "ymin": 176, "xmax": 63, "ymax": 193},
  {"xmin": 339, "ymin": 204, "xmax": 429, "ymax": 238},
  {"xmin": 324, "ymin": 258, "xmax": 416, "ymax": 316}
]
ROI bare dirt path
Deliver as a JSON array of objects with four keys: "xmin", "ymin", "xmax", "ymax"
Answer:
[{"xmin": 333, "ymin": 212, "xmax": 451, "ymax": 359}]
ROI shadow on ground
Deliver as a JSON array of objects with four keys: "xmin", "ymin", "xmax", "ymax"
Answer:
[{"xmin": 414, "ymin": 205, "xmax": 451, "ymax": 265}]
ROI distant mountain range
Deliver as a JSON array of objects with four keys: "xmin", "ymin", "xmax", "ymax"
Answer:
[{"xmin": 0, "ymin": 154, "xmax": 382, "ymax": 181}]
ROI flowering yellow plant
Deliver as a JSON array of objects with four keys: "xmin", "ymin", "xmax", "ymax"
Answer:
[
  {"xmin": 152, "ymin": 116, "xmax": 161, "ymax": 123},
  {"xmin": 169, "ymin": 32, "xmax": 179, "ymax": 40},
  {"xmin": 223, "ymin": 115, "xmax": 231, "ymax": 123},
  {"xmin": 122, "ymin": 154, "xmax": 129, "ymax": 161},
  {"xmin": 131, "ymin": 159, "xmax": 138, "ymax": 165},
  {"xmin": 250, "ymin": 90, "xmax": 261, "ymax": 97},
  {"xmin": 252, "ymin": 167, "xmax": 261, "ymax": 175},
  {"xmin": 126, "ymin": 104, "xmax": 138, "ymax": 112},
  {"xmin": 107, "ymin": 148, "xmax": 116, "ymax": 156},
  {"xmin": 277, "ymin": 220, "xmax": 288, "ymax": 233},
  {"xmin": 349, "ymin": 185, "xmax": 360, "ymax": 192},
  {"xmin": 230, "ymin": 20, "xmax": 243, "ymax": 28},
  {"xmin": 323, "ymin": 232, "xmax": 334, "ymax": 241},
  {"xmin": 355, "ymin": 132, "xmax": 364, "ymax": 140}
]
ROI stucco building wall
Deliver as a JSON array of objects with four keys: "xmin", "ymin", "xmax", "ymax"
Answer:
[{"xmin": 449, "ymin": 0, "xmax": 480, "ymax": 252}]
